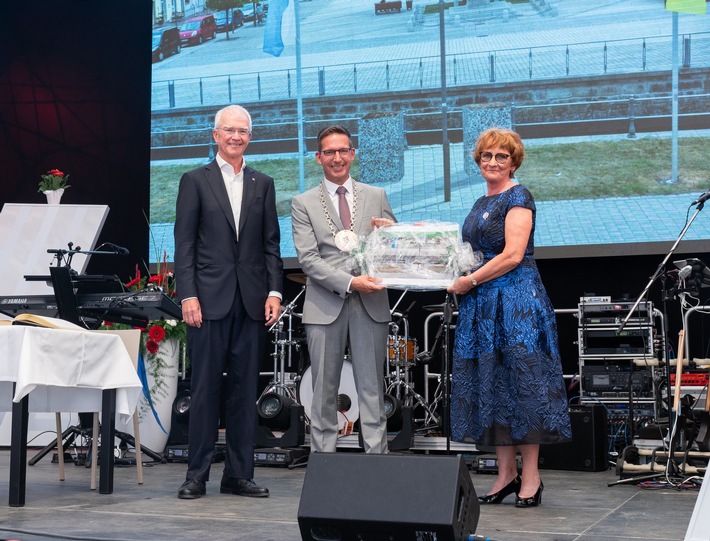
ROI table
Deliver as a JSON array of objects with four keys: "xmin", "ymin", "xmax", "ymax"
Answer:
[{"xmin": 0, "ymin": 325, "xmax": 143, "ymax": 506}]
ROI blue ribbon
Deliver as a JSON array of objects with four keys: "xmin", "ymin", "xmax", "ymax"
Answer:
[{"xmin": 136, "ymin": 350, "xmax": 169, "ymax": 434}]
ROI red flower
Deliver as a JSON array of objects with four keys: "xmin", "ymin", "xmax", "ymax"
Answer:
[
  {"xmin": 145, "ymin": 339, "xmax": 160, "ymax": 354},
  {"xmin": 148, "ymin": 325, "xmax": 166, "ymax": 342},
  {"xmin": 48, "ymin": 169, "xmax": 64, "ymax": 177},
  {"xmin": 125, "ymin": 277, "xmax": 141, "ymax": 288},
  {"xmin": 149, "ymin": 275, "xmax": 164, "ymax": 285}
]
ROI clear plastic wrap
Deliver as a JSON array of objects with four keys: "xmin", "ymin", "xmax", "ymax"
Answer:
[{"xmin": 354, "ymin": 221, "xmax": 483, "ymax": 290}]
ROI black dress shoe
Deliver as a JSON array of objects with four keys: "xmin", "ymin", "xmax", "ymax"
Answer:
[
  {"xmin": 220, "ymin": 476, "xmax": 269, "ymax": 498},
  {"xmin": 515, "ymin": 480, "xmax": 544, "ymax": 508},
  {"xmin": 478, "ymin": 475, "xmax": 521, "ymax": 504},
  {"xmin": 178, "ymin": 479, "xmax": 206, "ymax": 500}
]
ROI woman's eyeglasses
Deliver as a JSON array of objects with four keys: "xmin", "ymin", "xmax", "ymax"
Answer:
[{"xmin": 480, "ymin": 152, "xmax": 511, "ymax": 164}]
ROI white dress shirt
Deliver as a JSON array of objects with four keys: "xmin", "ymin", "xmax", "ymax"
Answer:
[
  {"xmin": 216, "ymin": 154, "xmax": 245, "ymax": 239},
  {"xmin": 323, "ymin": 176, "xmax": 354, "ymax": 222},
  {"xmin": 323, "ymin": 176, "xmax": 355, "ymax": 292}
]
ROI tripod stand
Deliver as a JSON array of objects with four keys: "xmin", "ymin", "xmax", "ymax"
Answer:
[
  {"xmin": 255, "ymin": 286, "xmax": 306, "ymax": 449},
  {"xmin": 28, "ymin": 412, "xmax": 165, "ymax": 467},
  {"xmin": 385, "ymin": 317, "xmax": 440, "ymax": 433},
  {"xmin": 259, "ymin": 286, "xmax": 306, "ymax": 403},
  {"xmin": 28, "ymin": 413, "xmax": 95, "ymax": 466}
]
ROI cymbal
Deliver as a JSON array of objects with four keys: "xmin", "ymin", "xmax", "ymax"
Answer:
[{"xmin": 287, "ymin": 273, "xmax": 308, "ymax": 285}]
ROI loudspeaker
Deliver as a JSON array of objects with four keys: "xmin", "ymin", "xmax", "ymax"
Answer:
[
  {"xmin": 539, "ymin": 404, "xmax": 608, "ymax": 472},
  {"xmin": 166, "ymin": 380, "xmax": 191, "ymax": 446},
  {"xmin": 298, "ymin": 453, "xmax": 479, "ymax": 541}
]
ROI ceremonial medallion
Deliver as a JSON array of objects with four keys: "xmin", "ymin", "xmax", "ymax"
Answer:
[{"xmin": 334, "ymin": 229, "xmax": 359, "ymax": 253}]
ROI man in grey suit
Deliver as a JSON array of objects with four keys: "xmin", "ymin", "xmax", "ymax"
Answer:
[
  {"xmin": 174, "ymin": 105, "xmax": 283, "ymax": 499},
  {"xmin": 291, "ymin": 125, "xmax": 396, "ymax": 454}
]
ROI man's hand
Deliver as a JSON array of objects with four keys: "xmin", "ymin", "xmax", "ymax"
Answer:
[
  {"xmin": 371, "ymin": 217, "xmax": 394, "ymax": 229},
  {"xmin": 182, "ymin": 298, "xmax": 202, "ymax": 328},
  {"xmin": 264, "ymin": 296, "xmax": 281, "ymax": 326},
  {"xmin": 350, "ymin": 275, "xmax": 386, "ymax": 294}
]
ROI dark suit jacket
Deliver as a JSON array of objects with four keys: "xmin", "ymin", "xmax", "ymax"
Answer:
[{"xmin": 174, "ymin": 160, "xmax": 282, "ymax": 320}]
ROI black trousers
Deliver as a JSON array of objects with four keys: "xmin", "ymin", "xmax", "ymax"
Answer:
[{"xmin": 185, "ymin": 286, "xmax": 265, "ymax": 482}]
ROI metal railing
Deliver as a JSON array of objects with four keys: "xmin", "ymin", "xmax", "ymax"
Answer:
[{"xmin": 151, "ymin": 32, "xmax": 710, "ymax": 110}]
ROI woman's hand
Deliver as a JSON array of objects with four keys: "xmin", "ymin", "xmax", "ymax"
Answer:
[{"xmin": 447, "ymin": 275, "xmax": 476, "ymax": 295}]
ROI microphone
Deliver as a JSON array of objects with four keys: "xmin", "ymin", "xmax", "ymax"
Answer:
[
  {"xmin": 691, "ymin": 188, "xmax": 710, "ymax": 206},
  {"xmin": 678, "ymin": 264, "xmax": 693, "ymax": 281},
  {"xmin": 105, "ymin": 243, "xmax": 130, "ymax": 255}
]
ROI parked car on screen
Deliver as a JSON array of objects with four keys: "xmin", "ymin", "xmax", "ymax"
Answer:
[
  {"xmin": 179, "ymin": 14, "xmax": 217, "ymax": 46},
  {"xmin": 214, "ymin": 9, "xmax": 244, "ymax": 32},
  {"xmin": 152, "ymin": 26, "xmax": 181, "ymax": 62},
  {"xmin": 241, "ymin": 3, "xmax": 266, "ymax": 24}
]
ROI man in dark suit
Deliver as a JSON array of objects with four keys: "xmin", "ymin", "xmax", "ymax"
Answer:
[
  {"xmin": 291, "ymin": 125, "xmax": 395, "ymax": 454},
  {"xmin": 174, "ymin": 105, "xmax": 283, "ymax": 499}
]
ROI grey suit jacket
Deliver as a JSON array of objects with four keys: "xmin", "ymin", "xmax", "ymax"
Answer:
[{"xmin": 291, "ymin": 180, "xmax": 395, "ymax": 325}]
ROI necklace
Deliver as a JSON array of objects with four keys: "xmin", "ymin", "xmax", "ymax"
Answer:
[{"xmin": 319, "ymin": 181, "xmax": 359, "ymax": 252}]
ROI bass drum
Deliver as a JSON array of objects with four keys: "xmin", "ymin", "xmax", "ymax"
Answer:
[{"xmin": 298, "ymin": 360, "xmax": 359, "ymax": 435}]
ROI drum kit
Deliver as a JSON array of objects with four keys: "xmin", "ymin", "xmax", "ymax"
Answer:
[{"xmin": 257, "ymin": 274, "xmax": 447, "ymax": 443}]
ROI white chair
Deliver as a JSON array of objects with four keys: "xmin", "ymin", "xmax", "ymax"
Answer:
[{"xmin": 54, "ymin": 328, "xmax": 144, "ymax": 488}]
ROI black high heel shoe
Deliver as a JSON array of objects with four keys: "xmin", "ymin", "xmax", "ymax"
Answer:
[
  {"xmin": 478, "ymin": 475, "xmax": 521, "ymax": 504},
  {"xmin": 515, "ymin": 480, "xmax": 544, "ymax": 508}
]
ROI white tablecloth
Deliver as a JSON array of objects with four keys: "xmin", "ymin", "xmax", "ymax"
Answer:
[{"xmin": 0, "ymin": 326, "xmax": 142, "ymax": 423}]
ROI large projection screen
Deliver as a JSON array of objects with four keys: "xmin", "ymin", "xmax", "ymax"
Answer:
[{"xmin": 149, "ymin": 0, "xmax": 710, "ymax": 266}]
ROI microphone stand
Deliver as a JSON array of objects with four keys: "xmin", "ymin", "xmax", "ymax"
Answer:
[
  {"xmin": 617, "ymin": 201, "xmax": 705, "ymax": 333},
  {"xmin": 267, "ymin": 286, "xmax": 306, "ymax": 392},
  {"xmin": 610, "ymin": 199, "xmax": 706, "ymax": 486},
  {"xmin": 441, "ymin": 292, "xmax": 455, "ymax": 453}
]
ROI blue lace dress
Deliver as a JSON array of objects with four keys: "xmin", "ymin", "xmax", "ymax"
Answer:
[{"xmin": 450, "ymin": 184, "xmax": 572, "ymax": 446}]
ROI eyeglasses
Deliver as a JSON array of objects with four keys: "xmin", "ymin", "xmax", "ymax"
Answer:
[
  {"xmin": 319, "ymin": 148, "xmax": 353, "ymax": 158},
  {"xmin": 218, "ymin": 127, "xmax": 251, "ymax": 137},
  {"xmin": 480, "ymin": 152, "xmax": 511, "ymax": 164}
]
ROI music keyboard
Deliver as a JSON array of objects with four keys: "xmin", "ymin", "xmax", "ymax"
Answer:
[{"xmin": 0, "ymin": 291, "xmax": 182, "ymax": 325}]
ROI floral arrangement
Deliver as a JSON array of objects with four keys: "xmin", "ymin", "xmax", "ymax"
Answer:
[
  {"xmin": 101, "ymin": 255, "xmax": 188, "ymax": 428},
  {"xmin": 114, "ymin": 257, "xmax": 187, "ymax": 364},
  {"xmin": 38, "ymin": 168, "xmax": 71, "ymax": 192}
]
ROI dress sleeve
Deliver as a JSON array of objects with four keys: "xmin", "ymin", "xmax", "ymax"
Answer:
[{"xmin": 506, "ymin": 185, "xmax": 536, "ymax": 213}]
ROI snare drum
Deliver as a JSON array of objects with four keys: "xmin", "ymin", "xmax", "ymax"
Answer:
[
  {"xmin": 298, "ymin": 360, "xmax": 359, "ymax": 435},
  {"xmin": 387, "ymin": 336, "xmax": 417, "ymax": 367}
]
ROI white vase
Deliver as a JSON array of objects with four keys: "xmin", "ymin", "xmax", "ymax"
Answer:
[
  {"xmin": 127, "ymin": 337, "xmax": 180, "ymax": 454},
  {"xmin": 44, "ymin": 188, "xmax": 64, "ymax": 204}
]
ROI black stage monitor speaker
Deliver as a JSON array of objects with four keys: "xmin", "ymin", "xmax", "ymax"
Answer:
[
  {"xmin": 539, "ymin": 404, "xmax": 608, "ymax": 472},
  {"xmin": 298, "ymin": 453, "xmax": 479, "ymax": 541}
]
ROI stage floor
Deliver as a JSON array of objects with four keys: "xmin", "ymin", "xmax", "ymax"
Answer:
[{"xmin": 0, "ymin": 446, "xmax": 701, "ymax": 541}]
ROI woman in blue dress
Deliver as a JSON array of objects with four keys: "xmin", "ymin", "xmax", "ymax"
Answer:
[{"xmin": 447, "ymin": 128, "xmax": 571, "ymax": 508}]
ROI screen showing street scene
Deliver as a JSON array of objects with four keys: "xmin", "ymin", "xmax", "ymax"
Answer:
[{"xmin": 149, "ymin": 0, "xmax": 710, "ymax": 265}]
